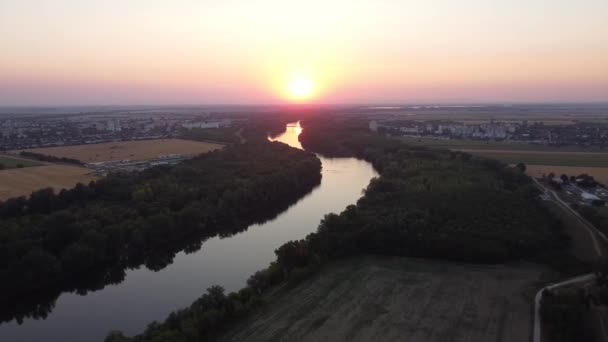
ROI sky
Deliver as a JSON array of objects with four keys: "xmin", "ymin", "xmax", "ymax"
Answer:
[{"xmin": 0, "ymin": 0, "xmax": 607, "ymax": 105}]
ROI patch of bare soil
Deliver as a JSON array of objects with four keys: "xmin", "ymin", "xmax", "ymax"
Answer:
[{"xmin": 220, "ymin": 256, "xmax": 553, "ymax": 342}]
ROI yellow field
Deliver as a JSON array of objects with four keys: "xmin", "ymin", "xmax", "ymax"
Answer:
[
  {"xmin": 525, "ymin": 165, "xmax": 608, "ymax": 184},
  {"xmin": 0, "ymin": 165, "xmax": 98, "ymax": 200},
  {"xmin": 16, "ymin": 139, "xmax": 223, "ymax": 163}
]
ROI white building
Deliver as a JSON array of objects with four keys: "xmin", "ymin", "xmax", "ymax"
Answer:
[
  {"xmin": 581, "ymin": 192, "xmax": 601, "ymax": 203},
  {"xmin": 182, "ymin": 119, "xmax": 231, "ymax": 130},
  {"xmin": 369, "ymin": 120, "xmax": 378, "ymax": 132},
  {"xmin": 106, "ymin": 119, "xmax": 122, "ymax": 132}
]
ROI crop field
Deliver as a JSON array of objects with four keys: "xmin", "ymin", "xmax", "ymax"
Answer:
[
  {"xmin": 0, "ymin": 165, "xmax": 97, "ymax": 200},
  {"xmin": 526, "ymin": 165, "xmax": 608, "ymax": 185},
  {"xmin": 404, "ymin": 138, "xmax": 608, "ymax": 167},
  {"xmin": 0, "ymin": 155, "xmax": 41, "ymax": 169},
  {"xmin": 461, "ymin": 150, "xmax": 608, "ymax": 167},
  {"xmin": 402, "ymin": 137, "xmax": 608, "ymax": 153},
  {"xmin": 220, "ymin": 256, "xmax": 550, "ymax": 342},
  {"xmin": 16, "ymin": 139, "xmax": 223, "ymax": 163}
]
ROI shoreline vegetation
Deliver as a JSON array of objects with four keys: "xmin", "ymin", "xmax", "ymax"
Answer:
[
  {"xmin": 106, "ymin": 117, "xmax": 583, "ymax": 342},
  {"xmin": 0, "ymin": 140, "xmax": 322, "ymax": 324}
]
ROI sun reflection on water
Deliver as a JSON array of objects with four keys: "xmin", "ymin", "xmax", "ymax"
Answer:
[{"xmin": 268, "ymin": 121, "xmax": 303, "ymax": 150}]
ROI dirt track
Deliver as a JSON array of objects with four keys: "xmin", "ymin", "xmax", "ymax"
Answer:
[{"xmin": 220, "ymin": 256, "xmax": 552, "ymax": 342}]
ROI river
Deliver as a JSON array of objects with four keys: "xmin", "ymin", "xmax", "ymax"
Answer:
[{"xmin": 0, "ymin": 121, "xmax": 378, "ymax": 342}]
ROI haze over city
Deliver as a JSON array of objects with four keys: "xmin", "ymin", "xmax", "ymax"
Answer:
[{"xmin": 1, "ymin": 0, "xmax": 607, "ymax": 105}]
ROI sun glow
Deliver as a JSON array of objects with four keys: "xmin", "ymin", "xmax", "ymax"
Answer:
[{"xmin": 287, "ymin": 76, "xmax": 315, "ymax": 101}]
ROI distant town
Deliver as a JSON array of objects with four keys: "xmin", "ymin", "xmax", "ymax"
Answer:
[
  {"xmin": 370, "ymin": 119, "xmax": 608, "ymax": 148},
  {"xmin": 4, "ymin": 108, "xmax": 608, "ymax": 154},
  {"xmin": 0, "ymin": 111, "xmax": 232, "ymax": 151}
]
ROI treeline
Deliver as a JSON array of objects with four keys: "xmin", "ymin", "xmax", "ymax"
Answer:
[
  {"xmin": 107, "ymin": 116, "xmax": 569, "ymax": 342},
  {"xmin": 107, "ymin": 286, "xmax": 264, "ymax": 342},
  {"xmin": 19, "ymin": 151, "xmax": 82, "ymax": 165},
  {"xmin": 181, "ymin": 127, "xmax": 242, "ymax": 144},
  {"xmin": 0, "ymin": 141, "xmax": 321, "ymax": 323}
]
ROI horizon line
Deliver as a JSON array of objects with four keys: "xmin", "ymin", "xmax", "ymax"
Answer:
[{"xmin": 1, "ymin": 101, "xmax": 607, "ymax": 109}]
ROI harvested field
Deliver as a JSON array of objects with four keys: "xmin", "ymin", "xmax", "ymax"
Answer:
[
  {"xmin": 526, "ymin": 165, "xmax": 608, "ymax": 185},
  {"xmin": 459, "ymin": 150, "xmax": 608, "ymax": 167},
  {"xmin": 403, "ymin": 137, "xmax": 606, "ymax": 152},
  {"xmin": 220, "ymin": 256, "xmax": 552, "ymax": 342},
  {"xmin": 404, "ymin": 138, "xmax": 608, "ymax": 166},
  {"xmin": 15, "ymin": 139, "xmax": 223, "ymax": 163},
  {"xmin": 0, "ymin": 165, "xmax": 97, "ymax": 200}
]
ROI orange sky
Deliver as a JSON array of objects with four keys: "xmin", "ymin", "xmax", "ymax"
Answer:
[{"xmin": 0, "ymin": 0, "xmax": 607, "ymax": 105}]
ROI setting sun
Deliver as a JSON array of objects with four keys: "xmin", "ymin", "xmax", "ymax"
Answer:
[{"xmin": 287, "ymin": 77, "xmax": 315, "ymax": 100}]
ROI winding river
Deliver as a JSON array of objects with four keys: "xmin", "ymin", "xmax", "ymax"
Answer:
[{"xmin": 0, "ymin": 122, "xmax": 378, "ymax": 342}]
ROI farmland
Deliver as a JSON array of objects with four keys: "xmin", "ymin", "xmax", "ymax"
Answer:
[
  {"xmin": 460, "ymin": 150, "xmax": 608, "ymax": 167},
  {"xmin": 0, "ymin": 139, "xmax": 222, "ymax": 201},
  {"xmin": 0, "ymin": 164, "xmax": 97, "ymax": 200},
  {"xmin": 220, "ymin": 256, "xmax": 551, "ymax": 342},
  {"xmin": 15, "ymin": 139, "xmax": 223, "ymax": 163},
  {"xmin": 403, "ymin": 138, "xmax": 608, "ymax": 167},
  {"xmin": 0, "ymin": 155, "xmax": 41, "ymax": 169},
  {"xmin": 402, "ymin": 137, "xmax": 608, "ymax": 153}
]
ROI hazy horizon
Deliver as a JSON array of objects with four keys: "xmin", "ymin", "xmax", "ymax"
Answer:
[
  {"xmin": 1, "ymin": 0, "xmax": 607, "ymax": 106},
  {"xmin": 1, "ymin": 101, "xmax": 607, "ymax": 110}
]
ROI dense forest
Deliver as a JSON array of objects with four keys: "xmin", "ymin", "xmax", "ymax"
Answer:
[
  {"xmin": 0, "ymin": 141, "xmax": 321, "ymax": 323},
  {"xmin": 107, "ymin": 116, "xmax": 572, "ymax": 342},
  {"xmin": 181, "ymin": 127, "xmax": 243, "ymax": 144},
  {"xmin": 297, "ymin": 117, "xmax": 566, "ymax": 262}
]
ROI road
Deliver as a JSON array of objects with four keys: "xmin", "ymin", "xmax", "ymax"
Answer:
[
  {"xmin": 534, "ymin": 178, "xmax": 607, "ymax": 256},
  {"xmin": 235, "ymin": 128, "xmax": 246, "ymax": 144},
  {"xmin": 532, "ymin": 178, "xmax": 608, "ymax": 342}
]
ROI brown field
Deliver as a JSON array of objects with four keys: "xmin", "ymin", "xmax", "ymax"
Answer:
[
  {"xmin": 220, "ymin": 256, "xmax": 552, "ymax": 342},
  {"xmin": 459, "ymin": 149, "xmax": 608, "ymax": 156},
  {"xmin": 456, "ymin": 149, "xmax": 608, "ymax": 167},
  {"xmin": 0, "ymin": 165, "xmax": 97, "ymax": 200},
  {"xmin": 16, "ymin": 139, "xmax": 223, "ymax": 163},
  {"xmin": 459, "ymin": 119, "xmax": 576, "ymax": 125},
  {"xmin": 526, "ymin": 165, "xmax": 608, "ymax": 185}
]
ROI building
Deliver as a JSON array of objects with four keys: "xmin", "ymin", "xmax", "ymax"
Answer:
[
  {"xmin": 182, "ymin": 119, "xmax": 231, "ymax": 130},
  {"xmin": 369, "ymin": 120, "xmax": 378, "ymax": 132},
  {"xmin": 581, "ymin": 192, "xmax": 601, "ymax": 204},
  {"xmin": 107, "ymin": 119, "xmax": 122, "ymax": 132}
]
